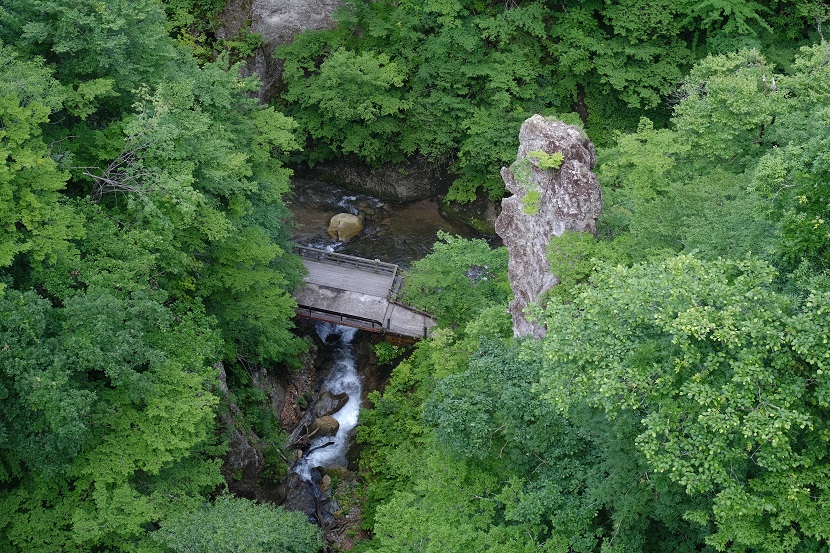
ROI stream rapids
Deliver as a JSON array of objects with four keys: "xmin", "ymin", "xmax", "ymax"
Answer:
[{"xmin": 294, "ymin": 323, "xmax": 361, "ymax": 481}]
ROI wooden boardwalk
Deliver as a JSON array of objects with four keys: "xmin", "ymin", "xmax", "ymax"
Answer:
[{"xmin": 293, "ymin": 247, "xmax": 436, "ymax": 340}]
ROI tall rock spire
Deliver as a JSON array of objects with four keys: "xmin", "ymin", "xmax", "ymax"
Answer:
[{"xmin": 495, "ymin": 115, "xmax": 603, "ymax": 338}]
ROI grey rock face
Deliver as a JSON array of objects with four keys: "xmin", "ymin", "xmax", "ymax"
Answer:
[
  {"xmin": 440, "ymin": 189, "xmax": 502, "ymax": 234},
  {"xmin": 313, "ymin": 391, "xmax": 349, "ymax": 418},
  {"xmin": 495, "ymin": 115, "xmax": 602, "ymax": 338},
  {"xmin": 215, "ymin": 363, "xmax": 266, "ymax": 498},
  {"xmin": 296, "ymin": 155, "xmax": 454, "ymax": 202},
  {"xmin": 219, "ymin": 0, "xmax": 341, "ymax": 102}
]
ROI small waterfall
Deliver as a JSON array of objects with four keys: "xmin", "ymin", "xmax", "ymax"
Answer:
[{"xmin": 295, "ymin": 322, "xmax": 362, "ymax": 481}]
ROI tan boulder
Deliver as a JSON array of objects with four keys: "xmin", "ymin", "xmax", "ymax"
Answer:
[
  {"xmin": 308, "ymin": 415, "xmax": 340, "ymax": 438},
  {"xmin": 328, "ymin": 213, "xmax": 364, "ymax": 241}
]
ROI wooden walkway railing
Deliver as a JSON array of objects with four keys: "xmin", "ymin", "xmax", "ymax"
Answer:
[
  {"xmin": 295, "ymin": 304, "xmax": 385, "ymax": 332},
  {"xmin": 296, "ymin": 246, "xmax": 398, "ymax": 277}
]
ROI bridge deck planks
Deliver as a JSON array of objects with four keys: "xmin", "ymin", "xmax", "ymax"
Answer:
[
  {"xmin": 297, "ymin": 256, "xmax": 435, "ymax": 339},
  {"xmin": 301, "ymin": 259, "xmax": 395, "ymax": 297}
]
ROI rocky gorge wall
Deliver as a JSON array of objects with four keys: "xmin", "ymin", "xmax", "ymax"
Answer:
[
  {"xmin": 296, "ymin": 154, "xmax": 455, "ymax": 203},
  {"xmin": 218, "ymin": 0, "xmax": 341, "ymax": 103}
]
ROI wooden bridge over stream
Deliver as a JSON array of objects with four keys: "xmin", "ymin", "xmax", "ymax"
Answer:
[{"xmin": 293, "ymin": 246, "xmax": 436, "ymax": 342}]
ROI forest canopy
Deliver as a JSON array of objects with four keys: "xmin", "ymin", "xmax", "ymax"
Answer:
[
  {"xmin": 2, "ymin": 0, "xmax": 830, "ymax": 551},
  {"xmin": 276, "ymin": 0, "xmax": 825, "ymax": 202},
  {"xmin": 0, "ymin": 0, "xmax": 318, "ymax": 551},
  {"xmin": 350, "ymin": 11, "xmax": 830, "ymax": 553}
]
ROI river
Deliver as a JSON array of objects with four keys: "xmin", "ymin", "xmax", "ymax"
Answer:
[
  {"xmin": 286, "ymin": 179, "xmax": 486, "ymax": 485},
  {"xmin": 288, "ymin": 178, "xmax": 483, "ymax": 268},
  {"xmin": 293, "ymin": 322, "xmax": 361, "ymax": 481}
]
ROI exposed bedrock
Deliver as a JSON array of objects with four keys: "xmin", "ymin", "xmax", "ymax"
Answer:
[
  {"xmin": 219, "ymin": 0, "xmax": 341, "ymax": 103},
  {"xmin": 439, "ymin": 188, "xmax": 502, "ymax": 235},
  {"xmin": 495, "ymin": 115, "xmax": 603, "ymax": 338},
  {"xmin": 295, "ymin": 154, "xmax": 455, "ymax": 203}
]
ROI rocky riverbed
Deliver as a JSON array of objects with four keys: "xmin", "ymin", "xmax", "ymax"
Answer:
[{"xmin": 288, "ymin": 178, "xmax": 487, "ymax": 268}]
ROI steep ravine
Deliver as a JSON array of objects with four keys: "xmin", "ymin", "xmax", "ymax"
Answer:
[
  {"xmin": 280, "ymin": 322, "xmax": 383, "ymax": 550},
  {"xmin": 222, "ymin": 179, "xmax": 495, "ymax": 548},
  {"xmin": 294, "ymin": 323, "xmax": 361, "ymax": 482}
]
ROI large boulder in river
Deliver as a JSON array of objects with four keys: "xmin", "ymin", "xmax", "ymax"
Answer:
[
  {"xmin": 328, "ymin": 213, "xmax": 364, "ymax": 241},
  {"xmin": 308, "ymin": 416, "xmax": 340, "ymax": 438},
  {"xmin": 495, "ymin": 115, "xmax": 602, "ymax": 339}
]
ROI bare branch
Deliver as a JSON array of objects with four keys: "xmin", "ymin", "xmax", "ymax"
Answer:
[{"xmin": 85, "ymin": 102, "xmax": 159, "ymax": 201}]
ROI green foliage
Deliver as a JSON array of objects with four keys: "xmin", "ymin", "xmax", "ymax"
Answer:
[
  {"xmin": 355, "ymin": 39, "xmax": 830, "ymax": 553},
  {"xmin": 520, "ymin": 189, "xmax": 541, "ymax": 216},
  {"xmin": 220, "ymin": 27, "xmax": 264, "ymax": 63},
  {"xmin": 508, "ymin": 151, "xmax": 564, "ymax": 216},
  {"xmin": 546, "ymin": 230, "xmax": 616, "ymax": 302},
  {"xmin": 0, "ymin": 286, "xmax": 226, "ymax": 551},
  {"xmin": 0, "ymin": 45, "xmax": 80, "ymax": 274},
  {"xmin": 0, "ymin": 290, "xmax": 94, "ymax": 480},
  {"xmin": 751, "ymin": 42, "xmax": 830, "ymax": 271},
  {"xmin": 0, "ymin": 2, "xmax": 309, "ymax": 550},
  {"xmin": 536, "ymin": 254, "xmax": 830, "ymax": 550},
  {"xmin": 372, "ymin": 341, "xmax": 405, "ymax": 365},
  {"xmin": 673, "ymin": 49, "xmax": 778, "ymax": 167},
  {"xmin": 402, "ymin": 232, "xmax": 509, "ymax": 328},
  {"xmin": 277, "ymin": 0, "xmax": 814, "ymax": 199},
  {"xmin": 154, "ymin": 495, "xmax": 322, "ymax": 553},
  {"xmin": 160, "ymin": 0, "xmax": 225, "ymax": 60},
  {"xmin": 282, "ymin": 47, "xmax": 409, "ymax": 164},
  {"xmin": 199, "ymin": 227, "xmax": 304, "ymax": 366},
  {"xmin": 0, "ymin": 0, "xmax": 175, "ymax": 112},
  {"xmin": 527, "ymin": 150, "xmax": 564, "ymax": 171}
]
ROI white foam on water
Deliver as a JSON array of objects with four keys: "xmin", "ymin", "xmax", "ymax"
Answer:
[{"xmin": 295, "ymin": 323, "xmax": 362, "ymax": 481}]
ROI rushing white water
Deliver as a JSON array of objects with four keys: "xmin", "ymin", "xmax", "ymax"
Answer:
[{"xmin": 295, "ymin": 322, "xmax": 362, "ymax": 482}]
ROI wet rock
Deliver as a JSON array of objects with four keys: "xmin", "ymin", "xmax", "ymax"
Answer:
[
  {"xmin": 215, "ymin": 362, "xmax": 265, "ymax": 500},
  {"xmin": 278, "ymin": 341, "xmax": 318, "ymax": 431},
  {"xmin": 250, "ymin": 367, "xmax": 287, "ymax": 425},
  {"xmin": 281, "ymin": 466, "xmax": 320, "ymax": 516},
  {"xmin": 308, "ymin": 416, "xmax": 340, "ymax": 438},
  {"xmin": 328, "ymin": 213, "xmax": 364, "ymax": 241},
  {"xmin": 440, "ymin": 188, "xmax": 502, "ymax": 235},
  {"xmin": 495, "ymin": 115, "xmax": 602, "ymax": 338},
  {"xmin": 313, "ymin": 391, "xmax": 349, "ymax": 418},
  {"xmin": 296, "ymin": 154, "xmax": 454, "ymax": 202}
]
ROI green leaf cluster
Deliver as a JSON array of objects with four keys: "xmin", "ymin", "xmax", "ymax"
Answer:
[
  {"xmin": 536, "ymin": 255, "xmax": 830, "ymax": 551},
  {"xmin": 278, "ymin": 0, "xmax": 816, "ymax": 201},
  {"xmin": 0, "ymin": 1, "xmax": 315, "ymax": 550},
  {"xmin": 153, "ymin": 495, "xmax": 321, "ymax": 553},
  {"xmin": 355, "ymin": 39, "xmax": 830, "ymax": 553},
  {"xmin": 401, "ymin": 232, "xmax": 510, "ymax": 328}
]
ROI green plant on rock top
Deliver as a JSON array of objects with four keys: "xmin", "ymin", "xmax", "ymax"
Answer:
[{"xmin": 527, "ymin": 150, "xmax": 564, "ymax": 170}]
